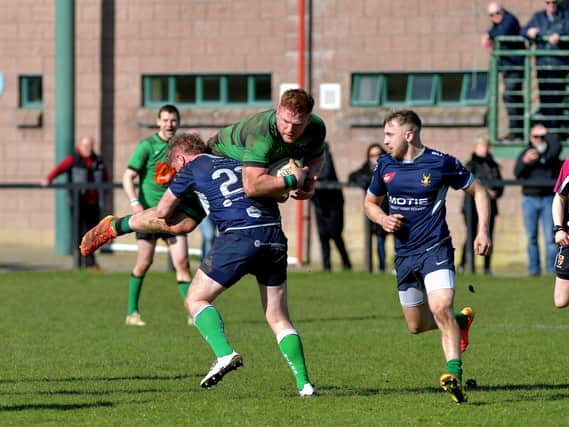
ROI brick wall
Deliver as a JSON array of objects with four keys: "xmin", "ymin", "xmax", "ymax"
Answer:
[{"xmin": 0, "ymin": 0, "xmax": 548, "ymax": 272}]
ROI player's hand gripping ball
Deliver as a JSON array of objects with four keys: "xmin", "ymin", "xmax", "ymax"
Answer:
[
  {"xmin": 268, "ymin": 158, "xmax": 303, "ymax": 177},
  {"xmin": 268, "ymin": 158, "xmax": 303, "ymax": 203}
]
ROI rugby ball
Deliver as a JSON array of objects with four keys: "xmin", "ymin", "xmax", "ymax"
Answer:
[{"xmin": 268, "ymin": 158, "xmax": 302, "ymax": 177}]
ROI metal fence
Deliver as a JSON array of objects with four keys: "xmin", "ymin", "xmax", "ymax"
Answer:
[
  {"xmin": 489, "ymin": 35, "xmax": 569, "ymax": 143},
  {"xmin": 0, "ymin": 179, "xmax": 556, "ymax": 273}
]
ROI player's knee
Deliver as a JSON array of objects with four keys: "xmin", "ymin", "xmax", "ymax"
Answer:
[{"xmin": 554, "ymin": 298, "xmax": 569, "ymax": 309}]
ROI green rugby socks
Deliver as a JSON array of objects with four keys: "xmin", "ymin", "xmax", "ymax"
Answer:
[
  {"xmin": 177, "ymin": 281, "xmax": 190, "ymax": 299},
  {"xmin": 114, "ymin": 215, "xmax": 132, "ymax": 236},
  {"xmin": 446, "ymin": 358, "xmax": 463, "ymax": 381},
  {"xmin": 194, "ymin": 305, "xmax": 233, "ymax": 358},
  {"xmin": 127, "ymin": 274, "xmax": 144, "ymax": 315},
  {"xmin": 277, "ymin": 329, "xmax": 311, "ymax": 390}
]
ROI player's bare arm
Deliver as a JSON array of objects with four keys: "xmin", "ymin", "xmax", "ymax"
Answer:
[
  {"xmin": 242, "ymin": 163, "xmax": 307, "ymax": 199},
  {"xmin": 364, "ymin": 193, "xmax": 404, "ymax": 233},
  {"xmin": 122, "ymin": 168, "xmax": 144, "ymax": 214},
  {"xmin": 553, "ymin": 194, "xmax": 569, "ymax": 246},
  {"xmin": 156, "ymin": 189, "xmax": 181, "ymax": 219},
  {"xmin": 464, "ymin": 179, "xmax": 492, "ymax": 256}
]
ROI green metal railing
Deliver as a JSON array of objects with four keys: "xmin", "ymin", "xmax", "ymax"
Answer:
[{"xmin": 489, "ymin": 35, "xmax": 569, "ymax": 143}]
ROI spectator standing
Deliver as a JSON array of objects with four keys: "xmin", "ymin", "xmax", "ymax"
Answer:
[
  {"xmin": 348, "ymin": 143, "xmax": 390, "ymax": 272},
  {"xmin": 41, "ymin": 136, "xmax": 107, "ymax": 271},
  {"xmin": 459, "ymin": 135, "xmax": 504, "ymax": 275},
  {"xmin": 311, "ymin": 142, "xmax": 352, "ymax": 272},
  {"xmin": 514, "ymin": 123, "xmax": 562, "ymax": 275},
  {"xmin": 521, "ymin": 0, "xmax": 569, "ymax": 132},
  {"xmin": 482, "ymin": 2, "xmax": 525, "ymax": 141}
]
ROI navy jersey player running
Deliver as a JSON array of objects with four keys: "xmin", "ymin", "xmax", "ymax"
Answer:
[
  {"xmin": 158, "ymin": 132, "xmax": 316, "ymax": 396},
  {"xmin": 364, "ymin": 110, "xmax": 491, "ymax": 404}
]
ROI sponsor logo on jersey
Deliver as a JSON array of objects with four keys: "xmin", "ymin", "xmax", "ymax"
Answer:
[
  {"xmin": 389, "ymin": 195, "xmax": 429, "ymax": 206},
  {"xmin": 383, "ymin": 172, "xmax": 396, "ymax": 183},
  {"xmin": 421, "ymin": 173, "xmax": 431, "ymax": 187}
]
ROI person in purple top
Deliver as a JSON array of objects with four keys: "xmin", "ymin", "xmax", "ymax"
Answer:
[{"xmin": 364, "ymin": 110, "xmax": 491, "ymax": 404}]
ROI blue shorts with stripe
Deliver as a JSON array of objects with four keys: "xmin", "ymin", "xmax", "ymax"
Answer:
[
  {"xmin": 395, "ymin": 241, "xmax": 455, "ymax": 290},
  {"xmin": 200, "ymin": 225, "xmax": 288, "ymax": 288}
]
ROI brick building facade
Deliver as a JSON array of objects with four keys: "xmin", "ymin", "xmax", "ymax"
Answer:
[{"xmin": 0, "ymin": 1, "xmax": 551, "ymax": 272}]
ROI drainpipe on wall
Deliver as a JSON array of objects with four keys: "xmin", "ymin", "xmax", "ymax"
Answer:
[{"xmin": 54, "ymin": 0, "xmax": 75, "ymax": 255}]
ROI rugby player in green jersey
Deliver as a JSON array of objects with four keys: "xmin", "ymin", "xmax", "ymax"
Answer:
[
  {"xmin": 81, "ymin": 89, "xmax": 325, "ymax": 255},
  {"xmin": 208, "ymin": 88, "xmax": 325, "ymax": 200},
  {"xmin": 121, "ymin": 104, "xmax": 205, "ymax": 326}
]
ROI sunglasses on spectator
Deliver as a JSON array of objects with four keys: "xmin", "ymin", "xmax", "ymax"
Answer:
[
  {"xmin": 488, "ymin": 10, "xmax": 502, "ymax": 17},
  {"xmin": 531, "ymin": 133, "xmax": 545, "ymax": 138},
  {"xmin": 545, "ymin": 1, "xmax": 557, "ymax": 4}
]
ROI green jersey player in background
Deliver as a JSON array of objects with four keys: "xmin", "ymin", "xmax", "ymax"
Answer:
[{"xmin": 121, "ymin": 104, "xmax": 204, "ymax": 326}]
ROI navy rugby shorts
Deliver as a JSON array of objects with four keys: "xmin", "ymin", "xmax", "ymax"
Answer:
[{"xmin": 200, "ymin": 225, "xmax": 288, "ymax": 288}]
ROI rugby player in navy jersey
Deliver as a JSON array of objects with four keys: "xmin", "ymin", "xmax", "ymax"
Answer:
[
  {"xmin": 364, "ymin": 110, "xmax": 491, "ymax": 404},
  {"xmin": 137, "ymin": 132, "xmax": 315, "ymax": 396}
]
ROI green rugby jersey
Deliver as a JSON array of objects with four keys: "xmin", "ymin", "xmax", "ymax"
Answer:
[
  {"xmin": 127, "ymin": 133, "xmax": 175, "ymax": 208},
  {"xmin": 209, "ymin": 110, "xmax": 326, "ymax": 167}
]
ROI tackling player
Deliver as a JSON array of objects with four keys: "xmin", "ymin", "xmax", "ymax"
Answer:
[
  {"xmin": 364, "ymin": 110, "xmax": 491, "ymax": 404},
  {"xmin": 151, "ymin": 132, "xmax": 318, "ymax": 395},
  {"xmin": 552, "ymin": 157, "xmax": 569, "ymax": 308}
]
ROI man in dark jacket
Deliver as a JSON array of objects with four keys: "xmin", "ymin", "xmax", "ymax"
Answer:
[
  {"xmin": 460, "ymin": 135, "xmax": 504, "ymax": 274},
  {"xmin": 311, "ymin": 142, "xmax": 352, "ymax": 271},
  {"xmin": 522, "ymin": 0, "xmax": 569, "ymax": 131},
  {"xmin": 482, "ymin": 2, "xmax": 525, "ymax": 141},
  {"xmin": 514, "ymin": 124, "xmax": 562, "ymax": 275}
]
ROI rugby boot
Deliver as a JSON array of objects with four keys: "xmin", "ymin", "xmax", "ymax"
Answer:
[
  {"xmin": 459, "ymin": 306, "xmax": 475, "ymax": 353},
  {"xmin": 80, "ymin": 215, "xmax": 117, "ymax": 256},
  {"xmin": 439, "ymin": 373, "xmax": 467, "ymax": 404},
  {"xmin": 200, "ymin": 351, "xmax": 243, "ymax": 388}
]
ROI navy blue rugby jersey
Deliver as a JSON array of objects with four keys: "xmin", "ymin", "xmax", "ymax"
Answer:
[
  {"xmin": 368, "ymin": 147, "xmax": 473, "ymax": 256},
  {"xmin": 168, "ymin": 154, "xmax": 281, "ymax": 232}
]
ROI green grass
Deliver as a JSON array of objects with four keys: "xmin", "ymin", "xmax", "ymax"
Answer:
[{"xmin": 0, "ymin": 271, "xmax": 567, "ymax": 426}]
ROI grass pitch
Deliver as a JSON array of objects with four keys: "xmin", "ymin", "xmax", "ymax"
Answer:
[{"xmin": 0, "ymin": 270, "xmax": 568, "ymax": 426}]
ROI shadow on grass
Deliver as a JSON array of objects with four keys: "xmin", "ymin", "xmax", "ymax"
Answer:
[
  {"xmin": 319, "ymin": 383, "xmax": 569, "ymax": 402},
  {"xmin": 0, "ymin": 373, "xmax": 200, "ymax": 385},
  {"xmin": 238, "ymin": 314, "xmax": 400, "ymax": 325},
  {"xmin": 0, "ymin": 401, "xmax": 114, "ymax": 412},
  {"xmin": 0, "ymin": 262, "xmax": 62, "ymax": 272}
]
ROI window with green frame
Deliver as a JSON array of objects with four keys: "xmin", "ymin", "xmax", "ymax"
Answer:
[
  {"xmin": 143, "ymin": 74, "xmax": 272, "ymax": 108},
  {"xmin": 19, "ymin": 75, "xmax": 43, "ymax": 108},
  {"xmin": 351, "ymin": 72, "xmax": 488, "ymax": 107}
]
